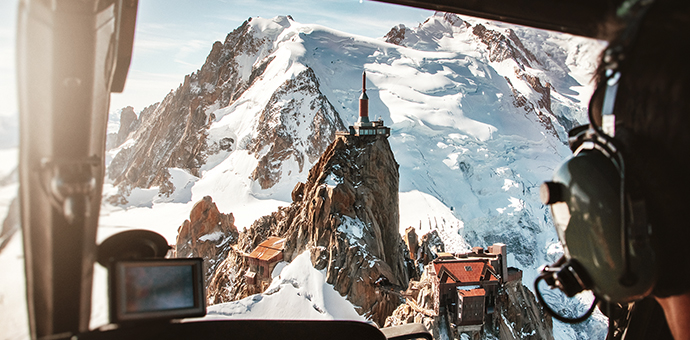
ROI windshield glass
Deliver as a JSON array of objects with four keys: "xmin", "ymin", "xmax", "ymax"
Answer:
[{"xmin": 0, "ymin": 1, "xmax": 607, "ymax": 339}]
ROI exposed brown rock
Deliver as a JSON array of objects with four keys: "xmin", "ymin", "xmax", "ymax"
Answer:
[
  {"xmin": 106, "ymin": 106, "xmax": 145, "ymax": 150},
  {"xmin": 504, "ymin": 71, "xmax": 558, "ymax": 137},
  {"xmin": 176, "ymin": 196, "xmax": 239, "ymax": 285},
  {"xmin": 107, "ymin": 19, "xmax": 274, "ymax": 196},
  {"xmin": 384, "ymin": 24, "xmax": 407, "ymax": 46},
  {"xmin": 384, "ymin": 269, "xmax": 442, "ymax": 338},
  {"xmin": 472, "ymin": 24, "xmax": 537, "ymax": 68},
  {"xmin": 206, "ymin": 208, "xmax": 285, "ymax": 304},
  {"xmin": 492, "ymin": 280, "xmax": 554, "ymax": 340},
  {"xmin": 207, "ymin": 134, "xmax": 411, "ymax": 326},
  {"xmin": 419, "ymin": 230, "xmax": 444, "ymax": 265},
  {"xmin": 405, "ymin": 227, "xmax": 419, "ymax": 261},
  {"xmin": 249, "ymin": 67, "xmax": 345, "ymax": 189}
]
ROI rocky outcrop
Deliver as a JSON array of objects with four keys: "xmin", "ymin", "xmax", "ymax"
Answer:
[
  {"xmin": 418, "ymin": 230, "xmax": 445, "ymax": 265},
  {"xmin": 175, "ymin": 196, "xmax": 239, "ymax": 284},
  {"xmin": 249, "ymin": 67, "xmax": 346, "ymax": 189},
  {"xmin": 206, "ymin": 134, "xmax": 410, "ymax": 326},
  {"xmin": 492, "ymin": 280, "xmax": 554, "ymax": 340},
  {"xmin": 106, "ymin": 106, "xmax": 141, "ymax": 150},
  {"xmin": 384, "ymin": 269, "xmax": 443, "ymax": 338},
  {"xmin": 206, "ymin": 211, "xmax": 292, "ymax": 303},
  {"xmin": 472, "ymin": 24, "xmax": 538, "ymax": 68},
  {"xmin": 384, "ymin": 24, "xmax": 407, "ymax": 46},
  {"xmin": 107, "ymin": 18, "xmax": 275, "ymax": 197}
]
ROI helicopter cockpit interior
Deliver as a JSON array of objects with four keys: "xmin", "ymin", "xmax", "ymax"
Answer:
[{"xmin": 8, "ymin": 0, "xmax": 677, "ymax": 339}]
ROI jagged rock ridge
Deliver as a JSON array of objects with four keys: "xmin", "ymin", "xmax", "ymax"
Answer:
[
  {"xmin": 381, "ymin": 12, "xmax": 598, "ymax": 141},
  {"xmin": 249, "ymin": 67, "xmax": 346, "ymax": 189},
  {"xmin": 106, "ymin": 106, "xmax": 139, "ymax": 150},
  {"xmin": 206, "ymin": 134, "xmax": 410, "ymax": 326},
  {"xmin": 175, "ymin": 196, "xmax": 239, "ymax": 284},
  {"xmin": 106, "ymin": 16, "xmax": 344, "ymax": 203}
]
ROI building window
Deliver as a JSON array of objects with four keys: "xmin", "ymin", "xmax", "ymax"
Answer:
[{"xmin": 465, "ymin": 266, "xmax": 472, "ymax": 271}]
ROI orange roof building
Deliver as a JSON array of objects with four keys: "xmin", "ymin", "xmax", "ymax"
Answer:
[
  {"xmin": 244, "ymin": 237, "xmax": 286, "ymax": 287},
  {"xmin": 248, "ymin": 237, "xmax": 285, "ymax": 262},
  {"xmin": 457, "ymin": 288, "xmax": 487, "ymax": 326},
  {"xmin": 434, "ymin": 260, "xmax": 500, "ymax": 285},
  {"xmin": 431, "ymin": 244, "xmax": 507, "ymax": 329}
]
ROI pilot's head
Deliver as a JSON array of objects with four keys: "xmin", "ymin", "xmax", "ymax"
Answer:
[{"xmin": 540, "ymin": 0, "xmax": 690, "ymax": 305}]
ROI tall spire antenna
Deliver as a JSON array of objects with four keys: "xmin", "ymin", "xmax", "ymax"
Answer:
[
  {"xmin": 358, "ymin": 70, "xmax": 369, "ymax": 123},
  {"xmin": 362, "ymin": 71, "xmax": 367, "ymax": 93}
]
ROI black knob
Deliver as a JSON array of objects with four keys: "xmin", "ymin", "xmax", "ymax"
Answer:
[{"xmin": 540, "ymin": 181, "xmax": 566, "ymax": 205}]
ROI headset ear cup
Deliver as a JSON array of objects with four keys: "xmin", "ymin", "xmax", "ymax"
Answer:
[{"xmin": 548, "ymin": 138, "xmax": 656, "ymax": 303}]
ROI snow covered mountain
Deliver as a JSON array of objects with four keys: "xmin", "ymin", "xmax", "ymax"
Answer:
[
  {"xmin": 96, "ymin": 12, "xmax": 608, "ymax": 339},
  {"xmin": 105, "ymin": 11, "xmax": 600, "ymax": 265}
]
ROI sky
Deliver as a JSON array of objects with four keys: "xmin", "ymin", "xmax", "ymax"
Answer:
[{"xmin": 0, "ymin": 0, "xmax": 433, "ymax": 118}]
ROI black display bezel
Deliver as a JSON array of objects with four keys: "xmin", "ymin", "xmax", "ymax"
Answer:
[{"xmin": 109, "ymin": 258, "xmax": 205, "ymax": 324}]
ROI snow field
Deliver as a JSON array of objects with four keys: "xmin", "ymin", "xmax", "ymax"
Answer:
[{"xmin": 204, "ymin": 251, "xmax": 364, "ymax": 321}]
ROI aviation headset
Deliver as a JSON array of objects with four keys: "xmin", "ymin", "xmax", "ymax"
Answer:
[{"xmin": 535, "ymin": 0, "xmax": 657, "ymax": 322}]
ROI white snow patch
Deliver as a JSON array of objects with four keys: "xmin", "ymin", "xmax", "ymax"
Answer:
[
  {"xmin": 204, "ymin": 251, "xmax": 364, "ymax": 321},
  {"xmin": 199, "ymin": 231, "xmax": 223, "ymax": 242},
  {"xmin": 339, "ymin": 216, "xmax": 365, "ymax": 239},
  {"xmin": 0, "ymin": 232, "xmax": 29, "ymax": 340},
  {"xmin": 399, "ymin": 190, "xmax": 469, "ymax": 253}
]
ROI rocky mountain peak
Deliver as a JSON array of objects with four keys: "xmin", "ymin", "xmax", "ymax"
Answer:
[
  {"xmin": 205, "ymin": 134, "xmax": 411, "ymax": 326},
  {"xmin": 176, "ymin": 196, "xmax": 238, "ymax": 284},
  {"xmin": 105, "ymin": 106, "xmax": 139, "ymax": 150},
  {"xmin": 249, "ymin": 67, "xmax": 346, "ymax": 189},
  {"xmin": 384, "ymin": 24, "xmax": 407, "ymax": 46},
  {"xmin": 105, "ymin": 16, "xmax": 344, "ymax": 204}
]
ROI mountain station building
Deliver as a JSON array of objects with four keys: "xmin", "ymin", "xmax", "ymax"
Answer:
[
  {"xmin": 338, "ymin": 71, "xmax": 391, "ymax": 137},
  {"xmin": 244, "ymin": 237, "xmax": 286, "ymax": 288},
  {"xmin": 430, "ymin": 243, "xmax": 522, "ymax": 332}
]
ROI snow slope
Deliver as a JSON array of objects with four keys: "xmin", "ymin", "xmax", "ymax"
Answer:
[{"xmin": 205, "ymin": 251, "xmax": 364, "ymax": 321}]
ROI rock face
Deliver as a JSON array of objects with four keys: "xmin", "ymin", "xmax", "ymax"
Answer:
[
  {"xmin": 175, "ymin": 196, "xmax": 239, "ymax": 284},
  {"xmin": 418, "ymin": 230, "xmax": 445, "ymax": 266},
  {"xmin": 206, "ymin": 134, "xmax": 411, "ymax": 326},
  {"xmin": 249, "ymin": 67, "xmax": 346, "ymax": 189},
  {"xmin": 384, "ymin": 269, "xmax": 443, "ymax": 338},
  {"xmin": 106, "ymin": 17, "xmax": 344, "ymax": 203},
  {"xmin": 491, "ymin": 279, "xmax": 554, "ymax": 340},
  {"xmin": 106, "ymin": 106, "xmax": 141, "ymax": 150},
  {"xmin": 384, "ymin": 24, "xmax": 407, "ymax": 45}
]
